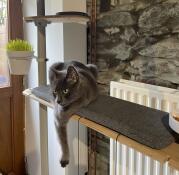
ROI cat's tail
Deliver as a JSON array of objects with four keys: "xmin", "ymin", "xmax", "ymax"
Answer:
[
  {"xmin": 49, "ymin": 62, "xmax": 65, "ymax": 83},
  {"xmin": 86, "ymin": 64, "xmax": 98, "ymax": 78}
]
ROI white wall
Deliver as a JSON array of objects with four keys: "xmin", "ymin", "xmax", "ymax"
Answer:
[
  {"xmin": 23, "ymin": 0, "xmax": 87, "ymax": 175},
  {"xmin": 63, "ymin": 23, "xmax": 87, "ymax": 63},
  {"xmin": 63, "ymin": 0, "xmax": 86, "ymax": 12},
  {"xmin": 23, "ymin": 1, "xmax": 41, "ymax": 174}
]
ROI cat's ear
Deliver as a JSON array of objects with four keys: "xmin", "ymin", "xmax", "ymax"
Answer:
[
  {"xmin": 66, "ymin": 66, "xmax": 79, "ymax": 84},
  {"xmin": 86, "ymin": 64, "xmax": 98, "ymax": 78}
]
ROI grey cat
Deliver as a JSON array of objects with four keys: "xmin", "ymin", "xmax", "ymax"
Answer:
[{"xmin": 49, "ymin": 61, "xmax": 98, "ymax": 167}]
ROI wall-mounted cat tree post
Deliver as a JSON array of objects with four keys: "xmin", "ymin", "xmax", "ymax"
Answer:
[
  {"xmin": 24, "ymin": 0, "xmax": 89, "ymax": 174},
  {"xmin": 36, "ymin": 1, "xmax": 48, "ymax": 175},
  {"xmin": 32, "ymin": 0, "xmax": 48, "ymax": 174}
]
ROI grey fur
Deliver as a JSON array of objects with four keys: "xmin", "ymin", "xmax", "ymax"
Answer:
[{"xmin": 49, "ymin": 61, "xmax": 98, "ymax": 167}]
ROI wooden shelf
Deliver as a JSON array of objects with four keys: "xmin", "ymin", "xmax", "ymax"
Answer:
[
  {"xmin": 24, "ymin": 14, "xmax": 90, "ymax": 25},
  {"xmin": 79, "ymin": 117, "xmax": 119, "ymax": 140},
  {"xmin": 163, "ymin": 143, "xmax": 179, "ymax": 170},
  {"xmin": 23, "ymin": 88, "xmax": 179, "ymax": 170}
]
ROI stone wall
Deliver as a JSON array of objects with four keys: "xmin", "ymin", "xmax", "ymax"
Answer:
[
  {"xmin": 87, "ymin": 0, "xmax": 179, "ymax": 174},
  {"xmin": 96, "ymin": 0, "xmax": 179, "ymax": 94}
]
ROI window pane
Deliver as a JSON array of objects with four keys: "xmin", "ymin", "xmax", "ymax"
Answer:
[{"xmin": 0, "ymin": 0, "xmax": 9, "ymax": 87}]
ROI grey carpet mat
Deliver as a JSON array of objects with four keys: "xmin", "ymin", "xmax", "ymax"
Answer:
[{"xmin": 32, "ymin": 85, "xmax": 179, "ymax": 149}]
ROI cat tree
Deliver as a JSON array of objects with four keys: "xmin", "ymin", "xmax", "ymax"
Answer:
[{"xmin": 24, "ymin": 1, "xmax": 89, "ymax": 174}]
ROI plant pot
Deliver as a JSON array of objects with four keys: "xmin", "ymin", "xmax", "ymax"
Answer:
[{"xmin": 7, "ymin": 51, "xmax": 34, "ymax": 75}]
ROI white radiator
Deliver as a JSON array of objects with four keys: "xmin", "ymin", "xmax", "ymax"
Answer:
[{"xmin": 110, "ymin": 79, "xmax": 179, "ymax": 175}]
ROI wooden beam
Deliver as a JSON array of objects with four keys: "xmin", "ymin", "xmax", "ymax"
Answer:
[
  {"xmin": 8, "ymin": 0, "xmax": 25, "ymax": 174},
  {"xmin": 11, "ymin": 76, "xmax": 25, "ymax": 175},
  {"xmin": 79, "ymin": 118, "xmax": 119, "ymax": 140},
  {"xmin": 0, "ymin": 87, "xmax": 12, "ymax": 98},
  {"xmin": 163, "ymin": 143, "xmax": 179, "ymax": 170}
]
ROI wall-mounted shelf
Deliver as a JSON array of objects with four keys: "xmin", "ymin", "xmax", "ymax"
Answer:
[
  {"xmin": 23, "ymin": 87, "xmax": 179, "ymax": 171},
  {"xmin": 24, "ymin": 11, "xmax": 90, "ymax": 24}
]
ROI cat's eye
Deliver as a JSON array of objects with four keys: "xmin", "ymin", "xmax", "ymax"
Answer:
[{"xmin": 62, "ymin": 89, "xmax": 69, "ymax": 94}]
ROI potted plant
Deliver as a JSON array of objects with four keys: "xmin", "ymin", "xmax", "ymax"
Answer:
[{"xmin": 6, "ymin": 39, "xmax": 34, "ymax": 75}]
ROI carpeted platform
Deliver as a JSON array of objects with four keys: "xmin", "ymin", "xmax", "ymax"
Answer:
[{"xmin": 32, "ymin": 85, "xmax": 178, "ymax": 149}]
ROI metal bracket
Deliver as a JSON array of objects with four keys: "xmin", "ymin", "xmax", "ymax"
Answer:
[
  {"xmin": 37, "ymin": 58, "xmax": 49, "ymax": 62},
  {"xmin": 34, "ymin": 20, "xmax": 51, "ymax": 27},
  {"xmin": 33, "ymin": 55, "xmax": 49, "ymax": 62}
]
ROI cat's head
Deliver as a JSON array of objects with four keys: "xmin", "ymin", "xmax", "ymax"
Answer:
[{"xmin": 49, "ymin": 66, "xmax": 80, "ymax": 107}]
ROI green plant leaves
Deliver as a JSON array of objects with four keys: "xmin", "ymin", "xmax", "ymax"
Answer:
[{"xmin": 6, "ymin": 39, "xmax": 33, "ymax": 51}]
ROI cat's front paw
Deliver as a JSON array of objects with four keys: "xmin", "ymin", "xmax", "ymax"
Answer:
[{"xmin": 60, "ymin": 159, "xmax": 69, "ymax": 168}]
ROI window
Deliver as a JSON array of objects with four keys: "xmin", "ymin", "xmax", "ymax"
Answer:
[{"xmin": 0, "ymin": 0, "xmax": 9, "ymax": 87}]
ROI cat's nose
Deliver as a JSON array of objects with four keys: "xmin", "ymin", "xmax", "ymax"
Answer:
[{"xmin": 57, "ymin": 100, "xmax": 61, "ymax": 104}]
